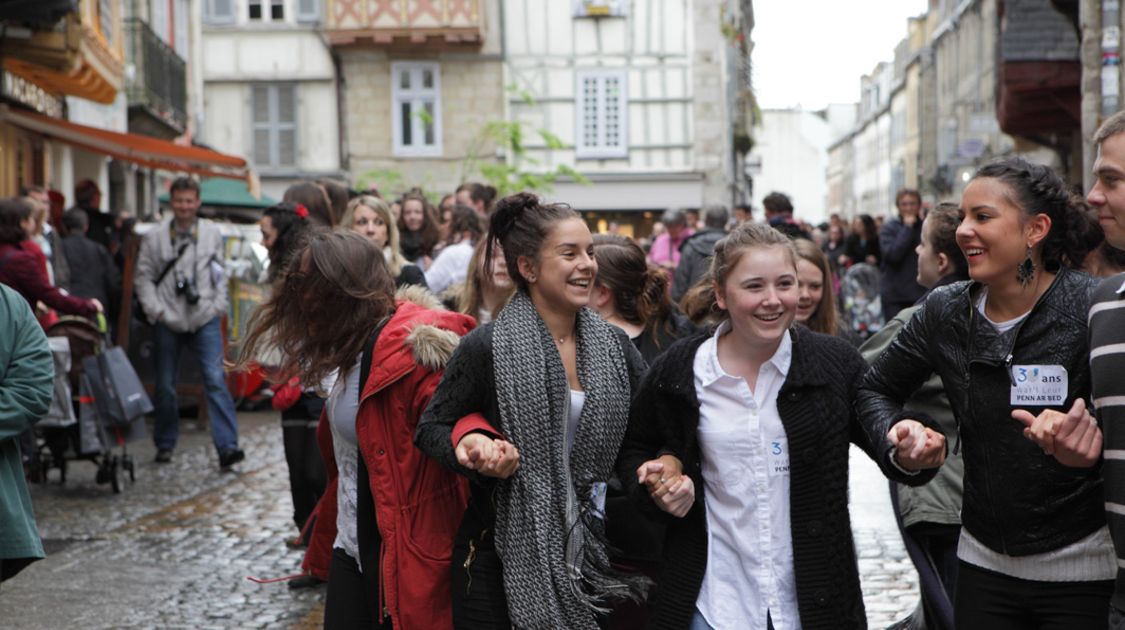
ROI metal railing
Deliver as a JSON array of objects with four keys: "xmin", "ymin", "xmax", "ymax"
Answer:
[{"xmin": 124, "ymin": 18, "xmax": 187, "ymax": 133}]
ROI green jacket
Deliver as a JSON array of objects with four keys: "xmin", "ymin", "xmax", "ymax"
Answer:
[
  {"xmin": 860, "ymin": 304, "xmax": 964, "ymax": 528},
  {"xmin": 0, "ymin": 283, "xmax": 52, "ymax": 562}
]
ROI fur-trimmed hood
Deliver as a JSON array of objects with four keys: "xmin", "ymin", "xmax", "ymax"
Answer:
[{"xmin": 360, "ymin": 292, "xmax": 476, "ymax": 397}]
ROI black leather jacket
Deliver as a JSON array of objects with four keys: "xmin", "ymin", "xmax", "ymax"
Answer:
[{"xmin": 858, "ymin": 268, "xmax": 1105, "ymax": 556}]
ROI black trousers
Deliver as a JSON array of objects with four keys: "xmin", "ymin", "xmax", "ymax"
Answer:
[
  {"xmin": 451, "ymin": 513, "xmax": 511, "ymax": 630},
  {"xmin": 325, "ymin": 452, "xmax": 387, "ymax": 629},
  {"xmin": 280, "ymin": 393, "xmax": 326, "ymax": 532},
  {"xmin": 955, "ymin": 561, "xmax": 1113, "ymax": 630},
  {"xmin": 324, "ymin": 548, "xmax": 391, "ymax": 629}
]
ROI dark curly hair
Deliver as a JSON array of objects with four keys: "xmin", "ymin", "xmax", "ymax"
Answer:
[
  {"xmin": 262, "ymin": 202, "xmax": 315, "ymax": 284},
  {"xmin": 972, "ymin": 157, "xmax": 1100, "ymax": 272},
  {"xmin": 487, "ymin": 192, "xmax": 578, "ymax": 292}
]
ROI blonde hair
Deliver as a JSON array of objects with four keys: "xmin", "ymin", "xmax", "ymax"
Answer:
[
  {"xmin": 342, "ymin": 195, "xmax": 408, "ymax": 277},
  {"xmin": 458, "ymin": 237, "xmax": 514, "ymax": 321}
]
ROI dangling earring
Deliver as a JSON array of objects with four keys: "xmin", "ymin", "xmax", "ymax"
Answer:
[{"xmin": 1016, "ymin": 247, "xmax": 1036, "ymax": 287}]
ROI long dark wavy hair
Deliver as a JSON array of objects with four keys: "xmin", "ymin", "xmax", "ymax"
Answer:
[{"xmin": 235, "ymin": 230, "xmax": 395, "ymax": 387}]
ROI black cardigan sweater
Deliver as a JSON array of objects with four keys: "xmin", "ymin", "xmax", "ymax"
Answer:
[{"xmin": 617, "ymin": 325, "xmax": 941, "ymax": 630}]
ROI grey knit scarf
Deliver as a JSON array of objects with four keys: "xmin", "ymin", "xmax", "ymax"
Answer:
[{"xmin": 492, "ymin": 290, "xmax": 648, "ymax": 629}]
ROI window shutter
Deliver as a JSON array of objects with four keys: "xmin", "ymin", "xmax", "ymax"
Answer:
[
  {"xmin": 603, "ymin": 74, "xmax": 624, "ymax": 150},
  {"xmin": 297, "ymin": 0, "xmax": 320, "ymax": 22},
  {"xmin": 277, "ymin": 86, "xmax": 296, "ymax": 166}
]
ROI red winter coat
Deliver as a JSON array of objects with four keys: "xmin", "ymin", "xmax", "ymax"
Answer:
[
  {"xmin": 0, "ymin": 242, "xmax": 97, "ymax": 319},
  {"xmin": 302, "ymin": 295, "xmax": 474, "ymax": 629}
]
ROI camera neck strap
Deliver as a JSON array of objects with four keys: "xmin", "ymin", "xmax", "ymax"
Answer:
[{"xmin": 155, "ymin": 241, "xmax": 191, "ymax": 287}]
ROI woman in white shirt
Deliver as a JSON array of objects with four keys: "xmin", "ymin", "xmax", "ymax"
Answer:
[{"xmin": 619, "ymin": 222, "xmax": 945, "ymax": 629}]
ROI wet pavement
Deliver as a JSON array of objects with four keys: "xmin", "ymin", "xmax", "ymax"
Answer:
[{"xmin": 1, "ymin": 414, "xmax": 918, "ymax": 628}]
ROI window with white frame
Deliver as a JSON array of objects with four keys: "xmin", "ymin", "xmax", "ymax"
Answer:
[
  {"xmin": 248, "ymin": 0, "xmax": 283, "ymax": 20},
  {"xmin": 576, "ymin": 69, "xmax": 628, "ymax": 159},
  {"xmin": 251, "ymin": 84, "xmax": 297, "ymax": 168},
  {"xmin": 203, "ymin": 0, "xmax": 235, "ymax": 24},
  {"xmin": 392, "ymin": 62, "xmax": 442, "ymax": 157}
]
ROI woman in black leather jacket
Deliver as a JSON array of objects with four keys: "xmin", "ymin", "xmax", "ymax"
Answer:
[{"xmin": 858, "ymin": 157, "xmax": 1113, "ymax": 629}]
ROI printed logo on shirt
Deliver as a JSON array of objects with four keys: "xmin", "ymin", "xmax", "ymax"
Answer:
[{"xmin": 768, "ymin": 438, "xmax": 790, "ymax": 477}]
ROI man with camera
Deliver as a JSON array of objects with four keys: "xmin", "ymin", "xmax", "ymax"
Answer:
[{"xmin": 135, "ymin": 177, "xmax": 243, "ymax": 470}]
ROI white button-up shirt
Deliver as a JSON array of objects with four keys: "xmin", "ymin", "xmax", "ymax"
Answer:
[{"xmin": 693, "ymin": 321, "xmax": 798, "ymax": 630}]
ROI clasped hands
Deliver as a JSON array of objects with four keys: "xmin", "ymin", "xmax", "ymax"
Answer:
[
  {"xmin": 455, "ymin": 432, "xmax": 520, "ymax": 479},
  {"xmin": 636, "ymin": 455, "xmax": 695, "ymax": 518},
  {"xmin": 887, "ymin": 419, "xmax": 947, "ymax": 472},
  {"xmin": 1012, "ymin": 399, "xmax": 1101, "ymax": 468}
]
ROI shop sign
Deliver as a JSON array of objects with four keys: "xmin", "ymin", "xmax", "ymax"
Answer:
[{"xmin": 2, "ymin": 70, "xmax": 64, "ymax": 118}]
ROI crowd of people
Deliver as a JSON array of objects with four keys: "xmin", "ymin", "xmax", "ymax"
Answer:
[{"xmin": 7, "ymin": 111, "xmax": 1125, "ymax": 630}]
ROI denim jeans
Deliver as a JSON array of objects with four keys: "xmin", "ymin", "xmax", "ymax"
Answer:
[{"xmin": 153, "ymin": 317, "xmax": 239, "ymax": 454}]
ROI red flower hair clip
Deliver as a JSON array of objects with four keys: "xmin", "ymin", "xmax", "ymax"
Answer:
[{"xmin": 294, "ymin": 203, "xmax": 309, "ymax": 219}]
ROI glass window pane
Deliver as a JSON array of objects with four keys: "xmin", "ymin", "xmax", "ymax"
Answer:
[
  {"xmin": 582, "ymin": 77, "xmax": 599, "ymax": 146},
  {"xmin": 423, "ymin": 102, "xmax": 435, "ymax": 145},
  {"xmin": 422, "ymin": 69, "xmax": 433, "ymax": 89},
  {"xmin": 399, "ymin": 70, "xmax": 411, "ymax": 90},
  {"xmin": 271, "ymin": 0, "xmax": 284, "ymax": 20},
  {"xmin": 401, "ymin": 102, "xmax": 413, "ymax": 146},
  {"xmin": 253, "ymin": 129, "xmax": 272, "ymax": 165},
  {"xmin": 249, "ymin": 1, "xmax": 262, "ymax": 20}
]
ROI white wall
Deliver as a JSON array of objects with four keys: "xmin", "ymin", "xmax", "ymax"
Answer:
[
  {"xmin": 749, "ymin": 109, "xmax": 833, "ymax": 224},
  {"xmin": 201, "ymin": 28, "xmax": 339, "ymax": 174}
]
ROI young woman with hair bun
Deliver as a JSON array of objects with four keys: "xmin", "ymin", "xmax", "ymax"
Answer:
[
  {"xmin": 416, "ymin": 192, "xmax": 650, "ymax": 629},
  {"xmin": 591, "ymin": 233, "xmax": 696, "ymax": 364},
  {"xmin": 620, "ymin": 222, "xmax": 945, "ymax": 629},
  {"xmin": 859, "ymin": 157, "xmax": 1113, "ymax": 628}
]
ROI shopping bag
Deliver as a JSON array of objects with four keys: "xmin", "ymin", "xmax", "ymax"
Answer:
[
  {"xmin": 40, "ymin": 336, "xmax": 77, "ymax": 428},
  {"xmin": 96, "ymin": 346, "xmax": 154, "ymax": 423},
  {"xmin": 77, "ymin": 374, "xmax": 105, "ymax": 456}
]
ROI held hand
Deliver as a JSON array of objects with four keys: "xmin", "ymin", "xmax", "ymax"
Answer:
[
  {"xmin": 653, "ymin": 475, "xmax": 695, "ymax": 518},
  {"xmin": 887, "ymin": 419, "xmax": 945, "ymax": 471},
  {"xmin": 1012, "ymin": 399, "xmax": 1102, "ymax": 468},
  {"xmin": 636, "ymin": 455, "xmax": 684, "ymax": 500},
  {"xmin": 455, "ymin": 433, "xmax": 521, "ymax": 479}
]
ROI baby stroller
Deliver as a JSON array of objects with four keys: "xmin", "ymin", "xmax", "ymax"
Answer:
[
  {"xmin": 839, "ymin": 263, "xmax": 885, "ymax": 341},
  {"xmin": 36, "ymin": 316, "xmax": 147, "ymax": 493}
]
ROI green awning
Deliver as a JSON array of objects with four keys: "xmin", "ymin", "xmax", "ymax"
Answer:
[{"xmin": 159, "ymin": 178, "xmax": 275, "ymax": 209}]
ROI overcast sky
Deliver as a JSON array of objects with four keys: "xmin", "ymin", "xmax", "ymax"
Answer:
[{"xmin": 752, "ymin": 0, "xmax": 929, "ymax": 110}]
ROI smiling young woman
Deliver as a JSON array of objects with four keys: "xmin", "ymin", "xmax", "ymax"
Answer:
[
  {"xmin": 618, "ymin": 222, "xmax": 946, "ymax": 630},
  {"xmin": 859, "ymin": 157, "xmax": 1113, "ymax": 629},
  {"xmin": 415, "ymin": 192, "xmax": 650, "ymax": 629}
]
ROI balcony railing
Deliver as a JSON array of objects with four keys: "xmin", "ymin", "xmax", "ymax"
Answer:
[
  {"xmin": 124, "ymin": 18, "xmax": 186, "ymax": 133},
  {"xmin": 326, "ymin": 0, "xmax": 484, "ymax": 48}
]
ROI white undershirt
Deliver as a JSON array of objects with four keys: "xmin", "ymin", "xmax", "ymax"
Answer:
[
  {"xmin": 693, "ymin": 322, "xmax": 798, "ymax": 630},
  {"xmin": 565, "ymin": 389, "xmax": 585, "ymax": 460},
  {"xmin": 975, "ymin": 289, "xmax": 1030, "ymax": 333},
  {"xmin": 328, "ymin": 358, "xmax": 362, "ymax": 564}
]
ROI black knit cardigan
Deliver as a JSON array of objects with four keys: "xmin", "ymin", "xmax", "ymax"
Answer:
[{"xmin": 616, "ymin": 325, "xmax": 941, "ymax": 629}]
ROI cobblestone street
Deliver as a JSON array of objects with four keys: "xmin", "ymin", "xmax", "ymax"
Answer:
[{"xmin": 0, "ymin": 414, "xmax": 919, "ymax": 628}]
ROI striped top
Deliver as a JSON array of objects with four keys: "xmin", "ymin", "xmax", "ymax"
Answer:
[{"xmin": 1089, "ymin": 272, "xmax": 1125, "ymax": 609}]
